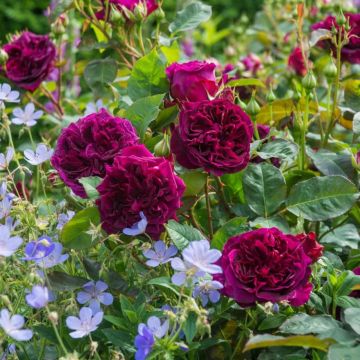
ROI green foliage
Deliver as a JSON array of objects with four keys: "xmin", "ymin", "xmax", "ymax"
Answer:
[{"xmin": 165, "ymin": 220, "xmax": 204, "ymax": 250}]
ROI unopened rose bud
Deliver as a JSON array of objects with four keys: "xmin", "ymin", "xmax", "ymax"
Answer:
[
  {"xmin": 134, "ymin": 2, "xmax": 147, "ymax": 21},
  {"xmin": 246, "ymin": 95, "xmax": 261, "ymax": 116},
  {"xmin": 302, "ymin": 71, "xmax": 317, "ymax": 92},
  {"xmin": 154, "ymin": 136, "xmax": 170, "ymax": 157},
  {"xmin": 324, "ymin": 61, "xmax": 337, "ymax": 80},
  {"xmin": 110, "ymin": 6, "xmax": 125, "ymax": 24},
  {"xmin": 337, "ymin": 9, "xmax": 347, "ymax": 26},
  {"xmin": 153, "ymin": 8, "xmax": 165, "ymax": 20},
  {"xmin": 266, "ymin": 87, "xmax": 276, "ymax": 103},
  {"xmin": 0, "ymin": 48, "xmax": 9, "ymax": 65}
]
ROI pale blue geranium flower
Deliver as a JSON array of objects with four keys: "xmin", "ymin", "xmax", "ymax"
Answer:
[
  {"xmin": 76, "ymin": 281, "xmax": 113, "ymax": 314},
  {"xmin": 123, "ymin": 211, "xmax": 148, "ymax": 236},
  {"xmin": 25, "ymin": 285, "xmax": 50, "ymax": 309},
  {"xmin": 171, "ymin": 240, "xmax": 222, "ymax": 286},
  {"xmin": 35, "ymin": 242, "xmax": 69, "ymax": 268},
  {"xmin": 193, "ymin": 279, "xmax": 223, "ymax": 306},
  {"xmin": 134, "ymin": 325, "xmax": 154, "ymax": 360},
  {"xmin": 0, "ymin": 224, "xmax": 22, "ymax": 257},
  {"xmin": 56, "ymin": 210, "xmax": 75, "ymax": 230},
  {"xmin": 0, "ymin": 182, "xmax": 14, "ymax": 220},
  {"xmin": 12, "ymin": 103, "xmax": 43, "ymax": 127},
  {"xmin": 0, "ymin": 309, "xmax": 33, "ymax": 341},
  {"xmin": 0, "ymin": 148, "xmax": 14, "ymax": 171},
  {"xmin": 135, "ymin": 316, "xmax": 169, "ymax": 360},
  {"xmin": 24, "ymin": 143, "xmax": 53, "ymax": 166},
  {"xmin": 84, "ymin": 99, "xmax": 104, "ymax": 116},
  {"xmin": 66, "ymin": 307, "xmax": 103, "ymax": 339},
  {"xmin": 22, "ymin": 236, "xmax": 55, "ymax": 261},
  {"xmin": 143, "ymin": 241, "xmax": 177, "ymax": 267},
  {"xmin": 5, "ymin": 217, "xmax": 20, "ymax": 232},
  {"xmin": 0, "ymin": 84, "xmax": 20, "ymax": 107}
]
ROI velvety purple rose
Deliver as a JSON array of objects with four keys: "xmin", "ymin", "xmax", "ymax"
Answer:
[
  {"xmin": 311, "ymin": 13, "xmax": 360, "ymax": 64},
  {"xmin": 295, "ymin": 232, "xmax": 324, "ymax": 263},
  {"xmin": 51, "ymin": 109, "xmax": 139, "ymax": 198},
  {"xmin": 215, "ymin": 228, "xmax": 314, "ymax": 307},
  {"xmin": 96, "ymin": 145, "xmax": 185, "ymax": 239},
  {"xmin": 288, "ymin": 47, "xmax": 307, "ymax": 76},
  {"xmin": 3, "ymin": 32, "xmax": 56, "ymax": 92},
  {"xmin": 241, "ymin": 53, "xmax": 262, "ymax": 75},
  {"xmin": 166, "ymin": 61, "xmax": 219, "ymax": 103},
  {"xmin": 171, "ymin": 99, "xmax": 253, "ymax": 176}
]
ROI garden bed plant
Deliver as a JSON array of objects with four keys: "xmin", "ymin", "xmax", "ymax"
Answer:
[{"xmin": 1, "ymin": 0, "xmax": 360, "ymax": 359}]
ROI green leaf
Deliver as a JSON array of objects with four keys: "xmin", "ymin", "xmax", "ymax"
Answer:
[
  {"xmin": 102, "ymin": 329, "xmax": 136, "ymax": 352},
  {"xmin": 243, "ymin": 334, "xmax": 334, "ymax": 353},
  {"xmin": 183, "ymin": 312, "xmax": 197, "ymax": 343},
  {"xmin": 336, "ymin": 271, "xmax": 360, "ymax": 297},
  {"xmin": 308, "ymin": 149, "xmax": 355, "ymax": 180},
  {"xmin": 344, "ymin": 308, "xmax": 360, "ymax": 334},
  {"xmin": 258, "ymin": 314, "xmax": 287, "ymax": 331},
  {"xmin": 78, "ymin": 176, "xmax": 102, "ymax": 200},
  {"xmin": 250, "ymin": 216, "xmax": 290, "ymax": 233},
  {"xmin": 147, "ymin": 277, "xmax": 180, "ymax": 296},
  {"xmin": 280, "ymin": 314, "xmax": 339, "ymax": 336},
  {"xmin": 226, "ymin": 78, "xmax": 266, "ymax": 88},
  {"xmin": 181, "ymin": 171, "xmax": 208, "ymax": 197},
  {"xmin": 344, "ymin": 79, "xmax": 360, "ymax": 112},
  {"xmin": 165, "ymin": 220, "xmax": 205, "ymax": 250},
  {"xmin": 257, "ymin": 139, "xmax": 298, "ymax": 161},
  {"xmin": 321, "ymin": 224, "xmax": 360, "ymax": 249},
  {"xmin": 125, "ymin": 94, "xmax": 165, "ymax": 140},
  {"xmin": 128, "ymin": 49, "xmax": 168, "ymax": 101},
  {"xmin": 212, "ymin": 217, "xmax": 249, "ymax": 250},
  {"xmin": 84, "ymin": 58, "xmax": 117, "ymax": 90},
  {"xmin": 61, "ymin": 207, "xmax": 100, "ymax": 249},
  {"xmin": 169, "ymin": 1, "xmax": 212, "ymax": 33},
  {"xmin": 47, "ymin": 271, "xmax": 88, "ymax": 291},
  {"xmin": 242, "ymin": 163, "xmax": 287, "ymax": 217},
  {"xmin": 286, "ymin": 176, "xmax": 359, "ymax": 221},
  {"xmin": 328, "ymin": 344, "xmax": 360, "ymax": 360}
]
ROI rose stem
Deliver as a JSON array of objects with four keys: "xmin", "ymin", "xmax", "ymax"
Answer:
[{"xmin": 205, "ymin": 174, "xmax": 214, "ymax": 241}]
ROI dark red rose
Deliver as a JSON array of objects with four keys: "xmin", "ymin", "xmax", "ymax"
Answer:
[
  {"xmin": 241, "ymin": 53, "xmax": 262, "ymax": 75},
  {"xmin": 215, "ymin": 228, "xmax": 314, "ymax": 307},
  {"xmin": 295, "ymin": 232, "xmax": 324, "ymax": 263},
  {"xmin": 171, "ymin": 99, "xmax": 253, "ymax": 176},
  {"xmin": 51, "ymin": 109, "xmax": 139, "ymax": 198},
  {"xmin": 166, "ymin": 61, "xmax": 219, "ymax": 103},
  {"xmin": 96, "ymin": 145, "xmax": 185, "ymax": 238},
  {"xmin": 311, "ymin": 13, "xmax": 360, "ymax": 64},
  {"xmin": 288, "ymin": 47, "xmax": 307, "ymax": 76},
  {"xmin": 3, "ymin": 32, "xmax": 56, "ymax": 92}
]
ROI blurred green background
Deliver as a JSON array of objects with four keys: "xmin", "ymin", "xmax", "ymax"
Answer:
[{"xmin": 0, "ymin": 0, "xmax": 263, "ymax": 41}]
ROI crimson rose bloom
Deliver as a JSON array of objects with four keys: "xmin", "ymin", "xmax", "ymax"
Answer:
[
  {"xmin": 96, "ymin": 145, "xmax": 185, "ymax": 238},
  {"xmin": 51, "ymin": 109, "xmax": 139, "ymax": 198},
  {"xmin": 171, "ymin": 99, "xmax": 253, "ymax": 176},
  {"xmin": 166, "ymin": 61, "xmax": 219, "ymax": 103},
  {"xmin": 3, "ymin": 32, "xmax": 56, "ymax": 92},
  {"xmin": 288, "ymin": 47, "xmax": 307, "ymax": 76},
  {"xmin": 311, "ymin": 13, "xmax": 360, "ymax": 64},
  {"xmin": 215, "ymin": 228, "xmax": 319, "ymax": 307},
  {"xmin": 295, "ymin": 232, "xmax": 324, "ymax": 263}
]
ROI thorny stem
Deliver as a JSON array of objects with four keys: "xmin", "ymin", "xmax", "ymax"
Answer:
[
  {"xmin": 204, "ymin": 175, "xmax": 213, "ymax": 241},
  {"xmin": 214, "ymin": 176, "xmax": 232, "ymax": 216},
  {"xmin": 323, "ymin": 29, "xmax": 343, "ymax": 146}
]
